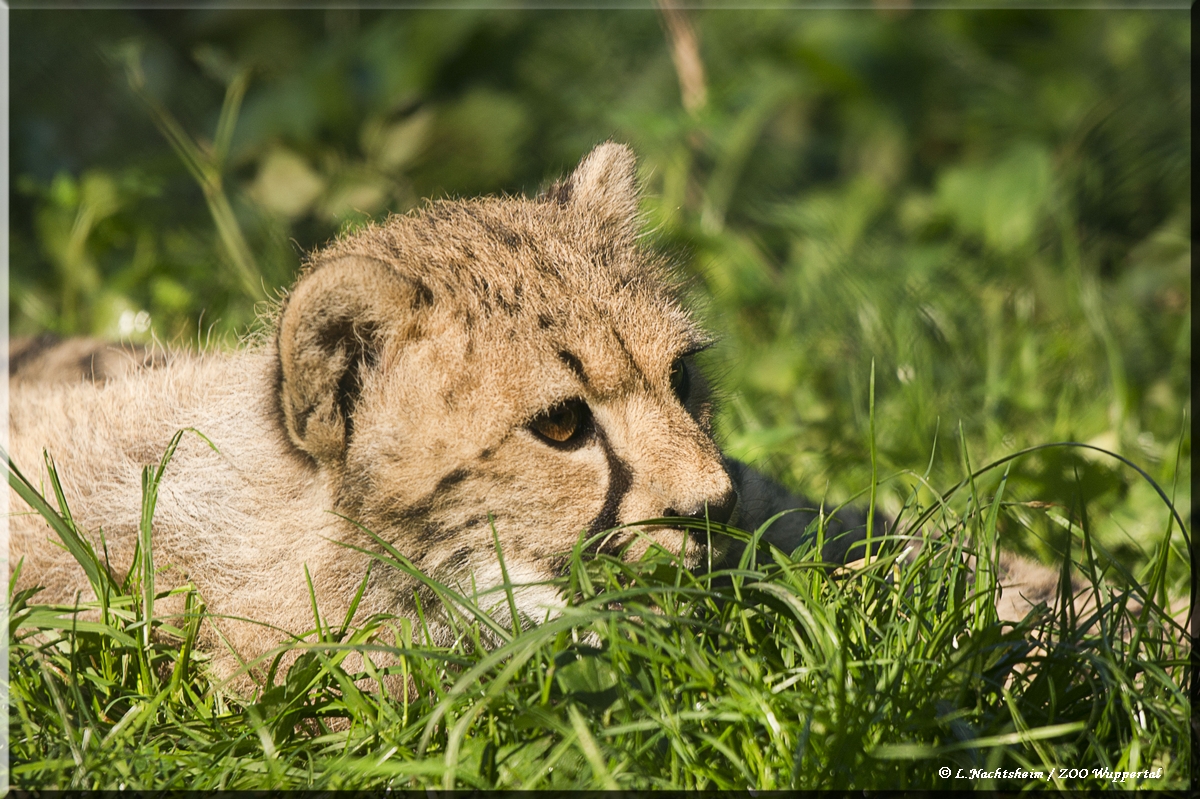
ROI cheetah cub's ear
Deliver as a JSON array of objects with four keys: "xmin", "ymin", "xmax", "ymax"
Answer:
[
  {"xmin": 277, "ymin": 256, "xmax": 421, "ymax": 465},
  {"xmin": 546, "ymin": 141, "xmax": 639, "ymax": 231}
]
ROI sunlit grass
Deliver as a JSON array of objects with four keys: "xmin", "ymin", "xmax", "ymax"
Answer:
[{"xmin": 6, "ymin": 428, "xmax": 1189, "ymax": 790}]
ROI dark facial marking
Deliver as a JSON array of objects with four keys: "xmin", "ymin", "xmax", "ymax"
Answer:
[
  {"xmin": 420, "ymin": 521, "xmax": 455, "ymax": 545},
  {"xmin": 441, "ymin": 546, "xmax": 472, "ymax": 574},
  {"xmin": 411, "ymin": 279, "xmax": 435, "ymax": 309},
  {"xmin": 388, "ymin": 466, "xmax": 473, "ymax": 528},
  {"xmin": 586, "ymin": 423, "xmax": 633, "ymax": 539},
  {"xmin": 436, "ymin": 467, "xmax": 471, "ymax": 492},
  {"xmin": 557, "ymin": 350, "xmax": 588, "ymax": 385}
]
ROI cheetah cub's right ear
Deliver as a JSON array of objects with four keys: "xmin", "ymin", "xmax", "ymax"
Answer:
[
  {"xmin": 276, "ymin": 256, "xmax": 424, "ymax": 465},
  {"xmin": 546, "ymin": 141, "xmax": 639, "ymax": 232}
]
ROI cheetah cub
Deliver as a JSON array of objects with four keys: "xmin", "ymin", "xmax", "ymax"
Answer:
[
  {"xmin": 8, "ymin": 144, "xmax": 816, "ymax": 681},
  {"xmin": 7, "ymin": 143, "xmax": 1075, "ymax": 686}
]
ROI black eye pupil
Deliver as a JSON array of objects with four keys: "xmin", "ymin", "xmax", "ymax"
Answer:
[
  {"xmin": 550, "ymin": 407, "xmax": 575, "ymax": 430},
  {"xmin": 670, "ymin": 359, "xmax": 690, "ymax": 402},
  {"xmin": 530, "ymin": 399, "xmax": 588, "ymax": 445}
]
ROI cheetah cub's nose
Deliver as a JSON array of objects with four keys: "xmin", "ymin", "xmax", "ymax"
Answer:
[{"xmin": 665, "ymin": 487, "xmax": 739, "ymax": 527}]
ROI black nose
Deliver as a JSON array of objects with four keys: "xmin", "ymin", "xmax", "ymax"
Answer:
[{"xmin": 665, "ymin": 489, "xmax": 738, "ymax": 527}]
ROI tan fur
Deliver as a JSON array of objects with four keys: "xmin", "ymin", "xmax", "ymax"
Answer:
[{"xmin": 8, "ymin": 144, "xmax": 737, "ymax": 686}]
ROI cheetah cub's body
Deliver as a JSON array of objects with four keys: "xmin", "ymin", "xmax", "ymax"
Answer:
[{"xmin": 7, "ymin": 144, "xmax": 779, "ymax": 682}]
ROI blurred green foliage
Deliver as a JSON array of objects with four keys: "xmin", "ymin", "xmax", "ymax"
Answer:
[{"xmin": 9, "ymin": 8, "xmax": 1190, "ymax": 575}]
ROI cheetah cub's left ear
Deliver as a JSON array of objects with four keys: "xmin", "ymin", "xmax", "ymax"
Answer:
[
  {"xmin": 546, "ymin": 141, "xmax": 640, "ymax": 231},
  {"xmin": 277, "ymin": 256, "xmax": 422, "ymax": 465}
]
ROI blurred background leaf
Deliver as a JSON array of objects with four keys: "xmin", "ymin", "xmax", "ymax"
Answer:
[{"xmin": 8, "ymin": 7, "xmax": 1189, "ymax": 580}]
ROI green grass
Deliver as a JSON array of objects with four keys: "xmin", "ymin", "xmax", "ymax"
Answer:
[
  {"xmin": 6, "ymin": 426, "xmax": 1190, "ymax": 790},
  {"xmin": 6, "ymin": 8, "xmax": 1191, "ymax": 791}
]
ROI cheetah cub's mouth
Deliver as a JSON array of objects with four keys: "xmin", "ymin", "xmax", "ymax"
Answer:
[{"xmin": 276, "ymin": 142, "xmax": 737, "ymax": 620}]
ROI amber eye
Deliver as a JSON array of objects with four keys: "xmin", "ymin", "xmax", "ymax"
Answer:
[
  {"xmin": 529, "ymin": 399, "xmax": 589, "ymax": 445},
  {"xmin": 669, "ymin": 358, "xmax": 690, "ymax": 403}
]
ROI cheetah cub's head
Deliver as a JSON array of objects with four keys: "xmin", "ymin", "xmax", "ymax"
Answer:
[{"xmin": 276, "ymin": 143, "xmax": 736, "ymax": 614}]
